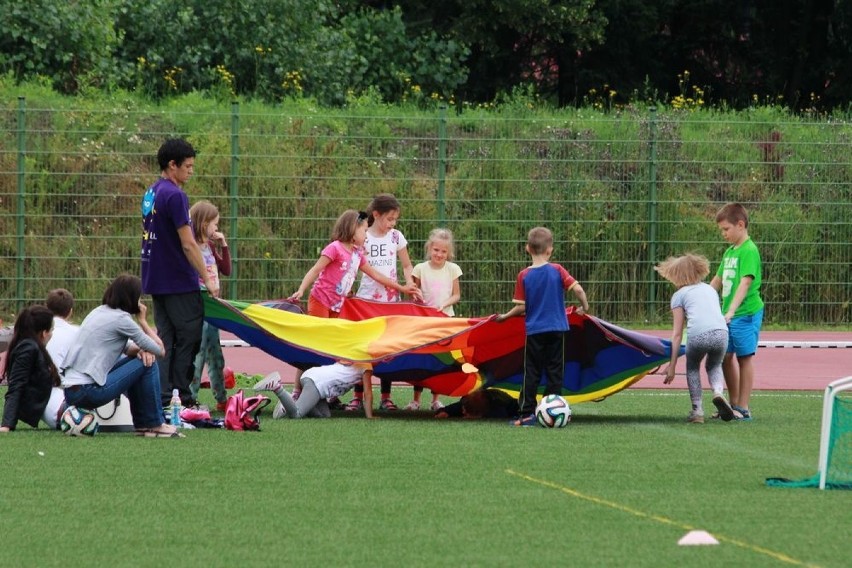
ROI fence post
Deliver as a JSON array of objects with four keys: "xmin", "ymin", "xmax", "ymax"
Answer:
[
  {"xmin": 229, "ymin": 100, "xmax": 240, "ymax": 299},
  {"xmin": 437, "ymin": 104, "xmax": 447, "ymax": 225},
  {"xmin": 16, "ymin": 97, "xmax": 26, "ymax": 312},
  {"xmin": 647, "ymin": 106, "xmax": 658, "ymax": 321}
]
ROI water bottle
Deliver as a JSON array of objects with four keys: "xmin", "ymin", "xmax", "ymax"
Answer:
[{"xmin": 170, "ymin": 389, "xmax": 181, "ymax": 427}]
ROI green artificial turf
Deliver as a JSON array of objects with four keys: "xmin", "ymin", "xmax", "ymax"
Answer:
[{"xmin": 1, "ymin": 388, "xmax": 849, "ymax": 567}]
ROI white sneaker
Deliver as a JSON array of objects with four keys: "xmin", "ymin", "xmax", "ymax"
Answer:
[
  {"xmin": 272, "ymin": 401, "xmax": 287, "ymax": 419},
  {"xmin": 253, "ymin": 372, "xmax": 282, "ymax": 392},
  {"xmin": 430, "ymin": 400, "xmax": 445, "ymax": 411},
  {"xmin": 404, "ymin": 400, "xmax": 420, "ymax": 411}
]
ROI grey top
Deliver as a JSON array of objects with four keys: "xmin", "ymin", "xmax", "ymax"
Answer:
[
  {"xmin": 670, "ymin": 282, "xmax": 727, "ymax": 338},
  {"xmin": 61, "ymin": 305, "xmax": 162, "ymax": 386}
]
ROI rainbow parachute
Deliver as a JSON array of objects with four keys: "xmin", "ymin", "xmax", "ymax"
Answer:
[{"xmin": 204, "ymin": 296, "xmax": 678, "ymax": 403}]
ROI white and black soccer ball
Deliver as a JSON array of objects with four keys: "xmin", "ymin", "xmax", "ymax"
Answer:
[
  {"xmin": 60, "ymin": 406, "xmax": 99, "ymax": 437},
  {"xmin": 535, "ymin": 394, "xmax": 571, "ymax": 428}
]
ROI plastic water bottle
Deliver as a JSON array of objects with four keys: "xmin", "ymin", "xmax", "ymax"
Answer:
[{"xmin": 170, "ymin": 389, "xmax": 181, "ymax": 427}]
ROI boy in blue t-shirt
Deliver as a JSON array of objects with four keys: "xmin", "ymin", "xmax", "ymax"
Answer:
[{"xmin": 496, "ymin": 227, "xmax": 589, "ymax": 426}]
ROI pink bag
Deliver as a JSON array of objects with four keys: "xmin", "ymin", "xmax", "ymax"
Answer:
[{"xmin": 224, "ymin": 389, "xmax": 271, "ymax": 431}]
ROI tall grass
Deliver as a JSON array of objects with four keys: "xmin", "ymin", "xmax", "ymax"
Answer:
[{"xmin": 0, "ymin": 81, "xmax": 849, "ymax": 325}]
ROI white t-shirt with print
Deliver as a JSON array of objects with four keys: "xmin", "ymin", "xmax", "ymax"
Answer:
[{"xmin": 356, "ymin": 228, "xmax": 408, "ymax": 303}]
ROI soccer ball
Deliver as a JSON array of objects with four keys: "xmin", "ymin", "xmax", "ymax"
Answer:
[
  {"xmin": 60, "ymin": 406, "xmax": 99, "ymax": 437},
  {"xmin": 535, "ymin": 394, "xmax": 571, "ymax": 428}
]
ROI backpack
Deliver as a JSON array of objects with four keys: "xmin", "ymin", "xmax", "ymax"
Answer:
[{"xmin": 224, "ymin": 389, "xmax": 271, "ymax": 431}]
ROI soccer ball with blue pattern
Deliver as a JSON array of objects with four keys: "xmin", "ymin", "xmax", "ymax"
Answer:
[
  {"xmin": 535, "ymin": 394, "xmax": 571, "ymax": 428},
  {"xmin": 60, "ymin": 406, "xmax": 99, "ymax": 437}
]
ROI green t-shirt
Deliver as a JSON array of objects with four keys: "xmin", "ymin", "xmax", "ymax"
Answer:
[{"xmin": 716, "ymin": 236, "xmax": 764, "ymax": 317}]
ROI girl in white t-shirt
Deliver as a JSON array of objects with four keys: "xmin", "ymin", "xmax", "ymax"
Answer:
[
  {"xmin": 655, "ymin": 253, "xmax": 734, "ymax": 423},
  {"xmin": 408, "ymin": 228, "xmax": 462, "ymax": 410},
  {"xmin": 346, "ymin": 194, "xmax": 418, "ymax": 412}
]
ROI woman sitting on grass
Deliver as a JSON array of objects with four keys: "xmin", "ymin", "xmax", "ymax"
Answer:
[
  {"xmin": 61, "ymin": 274, "xmax": 181, "ymax": 438},
  {"xmin": 0, "ymin": 305, "xmax": 61, "ymax": 432}
]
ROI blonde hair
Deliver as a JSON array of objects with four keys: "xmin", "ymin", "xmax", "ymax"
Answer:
[
  {"xmin": 527, "ymin": 226, "xmax": 553, "ymax": 254},
  {"xmin": 424, "ymin": 228, "xmax": 455, "ymax": 260},
  {"xmin": 655, "ymin": 253, "xmax": 711, "ymax": 288},
  {"xmin": 189, "ymin": 200, "xmax": 220, "ymax": 243}
]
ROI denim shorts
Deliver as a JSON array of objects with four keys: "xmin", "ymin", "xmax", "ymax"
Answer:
[{"xmin": 727, "ymin": 308, "xmax": 764, "ymax": 357}]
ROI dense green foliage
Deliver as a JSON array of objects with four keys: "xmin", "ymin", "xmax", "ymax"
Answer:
[
  {"xmin": 0, "ymin": 388, "xmax": 847, "ymax": 567},
  {"xmin": 1, "ymin": 1, "xmax": 850, "ymax": 110}
]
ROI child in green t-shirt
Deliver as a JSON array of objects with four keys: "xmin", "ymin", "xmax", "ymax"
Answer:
[{"xmin": 709, "ymin": 203, "xmax": 764, "ymax": 420}]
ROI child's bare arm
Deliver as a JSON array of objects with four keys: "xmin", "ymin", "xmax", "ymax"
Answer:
[
  {"xmin": 289, "ymin": 256, "xmax": 331, "ymax": 301},
  {"xmin": 571, "ymin": 283, "xmax": 590, "ymax": 314},
  {"xmin": 724, "ymin": 276, "xmax": 754, "ymax": 322},
  {"xmin": 495, "ymin": 304, "xmax": 525, "ymax": 322}
]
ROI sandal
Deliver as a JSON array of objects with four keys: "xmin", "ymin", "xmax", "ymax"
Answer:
[
  {"xmin": 732, "ymin": 405, "xmax": 752, "ymax": 421},
  {"xmin": 137, "ymin": 425, "xmax": 185, "ymax": 438}
]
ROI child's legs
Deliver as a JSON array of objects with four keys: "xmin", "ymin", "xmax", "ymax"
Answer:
[
  {"xmin": 542, "ymin": 331, "xmax": 565, "ymax": 396},
  {"xmin": 726, "ymin": 309, "xmax": 763, "ymax": 409},
  {"xmin": 204, "ymin": 326, "xmax": 227, "ymax": 404},
  {"xmin": 684, "ymin": 342, "xmax": 707, "ymax": 410},
  {"xmin": 380, "ymin": 377, "xmax": 392, "ymax": 399},
  {"xmin": 190, "ymin": 321, "xmax": 212, "ymax": 400},
  {"xmin": 702, "ymin": 329, "xmax": 729, "ymax": 397},
  {"xmin": 722, "ymin": 353, "xmax": 739, "ymax": 406},
  {"xmin": 273, "ymin": 378, "xmax": 322, "ymax": 419},
  {"xmin": 519, "ymin": 334, "xmax": 546, "ymax": 415},
  {"xmin": 412, "ymin": 384, "xmax": 423, "ymax": 403}
]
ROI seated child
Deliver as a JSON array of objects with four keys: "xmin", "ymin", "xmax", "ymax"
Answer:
[{"xmin": 434, "ymin": 388, "xmax": 518, "ymax": 420}]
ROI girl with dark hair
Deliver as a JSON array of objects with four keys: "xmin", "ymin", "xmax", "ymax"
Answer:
[
  {"xmin": 62, "ymin": 274, "xmax": 182, "ymax": 437},
  {"xmin": 0, "ymin": 305, "xmax": 60, "ymax": 432}
]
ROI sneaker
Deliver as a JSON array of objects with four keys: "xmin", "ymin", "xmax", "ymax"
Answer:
[
  {"xmin": 404, "ymin": 400, "xmax": 421, "ymax": 411},
  {"xmin": 253, "ymin": 372, "xmax": 282, "ymax": 392},
  {"xmin": 510, "ymin": 414, "xmax": 537, "ymax": 427},
  {"xmin": 272, "ymin": 401, "xmax": 287, "ymax": 419},
  {"xmin": 687, "ymin": 410, "xmax": 705, "ymax": 424},
  {"xmin": 430, "ymin": 400, "xmax": 445, "ymax": 411},
  {"xmin": 379, "ymin": 399, "xmax": 399, "ymax": 411},
  {"xmin": 344, "ymin": 398, "xmax": 364, "ymax": 412},
  {"xmin": 712, "ymin": 395, "xmax": 736, "ymax": 422}
]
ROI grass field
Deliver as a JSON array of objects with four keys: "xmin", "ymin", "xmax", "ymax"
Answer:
[{"xmin": 1, "ymin": 387, "xmax": 849, "ymax": 567}]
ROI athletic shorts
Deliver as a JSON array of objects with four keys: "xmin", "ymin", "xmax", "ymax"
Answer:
[{"xmin": 727, "ymin": 308, "xmax": 763, "ymax": 357}]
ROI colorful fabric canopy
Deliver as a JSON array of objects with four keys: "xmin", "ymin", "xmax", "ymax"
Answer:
[{"xmin": 204, "ymin": 296, "xmax": 678, "ymax": 403}]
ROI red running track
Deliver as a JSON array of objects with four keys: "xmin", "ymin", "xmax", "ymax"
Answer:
[{"xmin": 218, "ymin": 330, "xmax": 851, "ymax": 392}]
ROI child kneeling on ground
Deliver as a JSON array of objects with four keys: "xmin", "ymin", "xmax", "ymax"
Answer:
[{"xmin": 254, "ymin": 362, "xmax": 374, "ymax": 419}]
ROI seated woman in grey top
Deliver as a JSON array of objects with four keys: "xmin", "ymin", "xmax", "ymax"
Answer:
[{"xmin": 62, "ymin": 274, "xmax": 182, "ymax": 438}]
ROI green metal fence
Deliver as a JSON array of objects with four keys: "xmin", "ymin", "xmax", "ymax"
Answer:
[{"xmin": 1, "ymin": 99, "xmax": 850, "ymax": 326}]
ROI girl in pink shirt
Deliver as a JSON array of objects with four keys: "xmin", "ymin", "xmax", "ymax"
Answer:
[{"xmin": 285, "ymin": 210, "xmax": 419, "ymax": 399}]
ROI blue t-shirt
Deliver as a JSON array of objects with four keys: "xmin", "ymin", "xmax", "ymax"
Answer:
[
  {"xmin": 512, "ymin": 263, "xmax": 577, "ymax": 335},
  {"xmin": 140, "ymin": 178, "xmax": 198, "ymax": 294}
]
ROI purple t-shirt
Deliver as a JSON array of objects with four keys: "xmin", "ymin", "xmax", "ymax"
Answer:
[{"xmin": 140, "ymin": 177, "xmax": 198, "ymax": 294}]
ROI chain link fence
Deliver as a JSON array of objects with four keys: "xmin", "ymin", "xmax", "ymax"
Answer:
[{"xmin": 1, "ymin": 99, "xmax": 849, "ymax": 326}]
